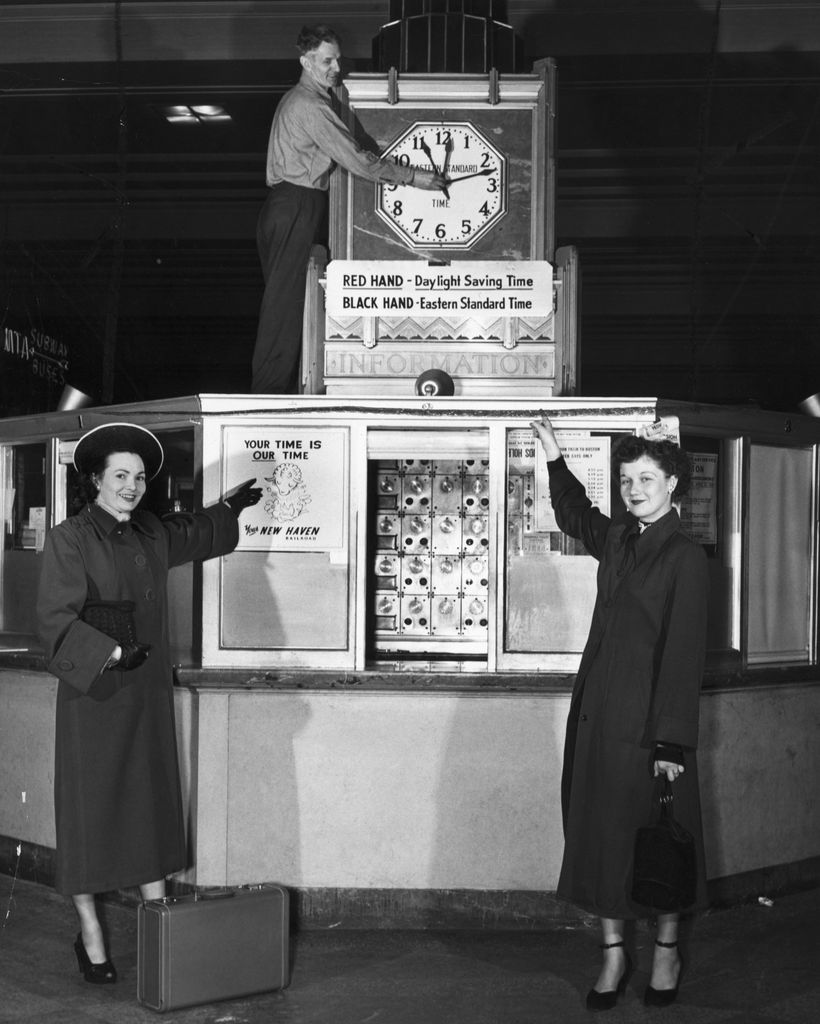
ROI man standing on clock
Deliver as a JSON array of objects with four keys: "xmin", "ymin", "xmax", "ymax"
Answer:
[{"xmin": 253, "ymin": 24, "xmax": 447, "ymax": 394}]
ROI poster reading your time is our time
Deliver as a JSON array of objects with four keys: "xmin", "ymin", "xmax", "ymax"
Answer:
[{"xmin": 222, "ymin": 426, "xmax": 347, "ymax": 552}]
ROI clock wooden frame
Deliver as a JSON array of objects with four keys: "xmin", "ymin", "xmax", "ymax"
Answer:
[
  {"xmin": 314, "ymin": 60, "xmax": 578, "ymax": 398},
  {"xmin": 330, "ymin": 60, "xmax": 555, "ymax": 262}
]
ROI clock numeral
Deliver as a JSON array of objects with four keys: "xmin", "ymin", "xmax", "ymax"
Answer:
[
  {"xmin": 461, "ymin": 219, "xmax": 472, "ymax": 235},
  {"xmin": 412, "ymin": 218, "xmax": 423, "ymax": 235},
  {"xmin": 384, "ymin": 182, "xmax": 398, "ymax": 192},
  {"xmin": 486, "ymin": 177, "xmax": 498, "ymax": 193},
  {"xmin": 411, "ymin": 136, "xmax": 426, "ymax": 150},
  {"xmin": 479, "ymin": 202, "xmax": 490, "ymax": 217},
  {"xmin": 391, "ymin": 200, "xmax": 403, "ymax": 215},
  {"xmin": 393, "ymin": 153, "xmax": 411, "ymax": 166},
  {"xmin": 435, "ymin": 223, "xmax": 447, "ymax": 239},
  {"xmin": 436, "ymin": 129, "xmax": 452, "ymax": 145}
]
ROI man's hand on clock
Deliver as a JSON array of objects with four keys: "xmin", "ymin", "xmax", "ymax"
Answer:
[{"xmin": 413, "ymin": 169, "xmax": 449, "ymax": 192}]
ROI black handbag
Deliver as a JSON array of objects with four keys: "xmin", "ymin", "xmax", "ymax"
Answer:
[
  {"xmin": 631, "ymin": 778, "xmax": 697, "ymax": 912},
  {"xmin": 81, "ymin": 600, "xmax": 138, "ymax": 647}
]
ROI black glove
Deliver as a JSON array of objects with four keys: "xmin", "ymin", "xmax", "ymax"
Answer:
[
  {"xmin": 114, "ymin": 642, "xmax": 152, "ymax": 671},
  {"xmin": 87, "ymin": 643, "xmax": 150, "ymax": 700},
  {"xmin": 224, "ymin": 477, "xmax": 262, "ymax": 516}
]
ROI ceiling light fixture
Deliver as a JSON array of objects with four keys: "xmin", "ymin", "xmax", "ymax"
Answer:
[{"xmin": 163, "ymin": 104, "xmax": 231, "ymax": 124}]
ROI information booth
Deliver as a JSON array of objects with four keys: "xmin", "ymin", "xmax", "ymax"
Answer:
[
  {"xmin": 1, "ymin": 395, "xmax": 819, "ymax": 924},
  {"xmin": 0, "ymin": 2, "xmax": 818, "ymax": 924}
]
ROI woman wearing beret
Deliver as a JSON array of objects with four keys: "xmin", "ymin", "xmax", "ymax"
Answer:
[
  {"xmin": 531, "ymin": 417, "xmax": 709, "ymax": 1011},
  {"xmin": 36, "ymin": 423, "xmax": 260, "ymax": 983}
]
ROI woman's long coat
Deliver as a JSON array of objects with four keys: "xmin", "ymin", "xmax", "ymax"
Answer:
[
  {"xmin": 548, "ymin": 457, "xmax": 709, "ymax": 919},
  {"xmin": 37, "ymin": 502, "xmax": 238, "ymax": 895}
]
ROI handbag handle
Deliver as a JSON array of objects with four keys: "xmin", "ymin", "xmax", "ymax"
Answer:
[
  {"xmin": 658, "ymin": 776, "xmax": 692, "ymax": 843},
  {"xmin": 658, "ymin": 776, "xmax": 675, "ymax": 820}
]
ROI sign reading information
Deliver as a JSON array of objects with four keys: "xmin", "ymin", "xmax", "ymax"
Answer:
[{"xmin": 326, "ymin": 260, "xmax": 553, "ymax": 318}]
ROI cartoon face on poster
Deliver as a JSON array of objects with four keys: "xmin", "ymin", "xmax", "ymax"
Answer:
[{"xmin": 222, "ymin": 426, "xmax": 347, "ymax": 551}]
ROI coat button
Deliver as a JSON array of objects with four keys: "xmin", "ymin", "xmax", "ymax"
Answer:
[
  {"xmin": 135, "ymin": 554, "xmax": 147, "ymax": 567},
  {"xmin": 58, "ymin": 659, "xmax": 74, "ymax": 671},
  {"xmin": 580, "ymin": 714, "xmax": 588, "ymax": 722},
  {"xmin": 145, "ymin": 588, "xmax": 155, "ymax": 601}
]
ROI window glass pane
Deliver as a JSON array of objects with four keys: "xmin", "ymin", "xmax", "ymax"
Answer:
[
  {"xmin": 678, "ymin": 436, "xmax": 740, "ymax": 658},
  {"xmin": 747, "ymin": 444, "xmax": 813, "ymax": 664},
  {"xmin": 367, "ymin": 456, "xmax": 490, "ymax": 663},
  {"xmin": 504, "ymin": 428, "xmax": 736, "ymax": 662},
  {"xmin": 221, "ymin": 550, "xmax": 348, "ymax": 650},
  {"xmin": 504, "ymin": 428, "xmax": 614, "ymax": 654},
  {"xmin": 150, "ymin": 430, "xmax": 197, "ymax": 666},
  {"xmin": 0, "ymin": 442, "xmax": 47, "ymax": 650}
]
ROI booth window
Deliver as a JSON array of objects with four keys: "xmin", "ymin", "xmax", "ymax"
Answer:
[
  {"xmin": 504, "ymin": 428, "xmax": 744, "ymax": 669},
  {"xmin": 747, "ymin": 444, "xmax": 815, "ymax": 665},
  {"xmin": 504, "ymin": 428, "xmax": 615, "ymax": 656},
  {"xmin": 0, "ymin": 442, "xmax": 47, "ymax": 650},
  {"xmin": 217, "ymin": 423, "xmax": 351, "ymax": 655},
  {"xmin": 678, "ymin": 434, "xmax": 741, "ymax": 666}
]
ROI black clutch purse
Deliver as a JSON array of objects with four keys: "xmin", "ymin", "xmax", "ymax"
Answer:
[
  {"xmin": 631, "ymin": 778, "xmax": 697, "ymax": 912},
  {"xmin": 81, "ymin": 600, "xmax": 138, "ymax": 647}
]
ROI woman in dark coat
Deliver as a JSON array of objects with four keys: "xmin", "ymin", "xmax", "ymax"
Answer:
[
  {"xmin": 532, "ymin": 417, "xmax": 708, "ymax": 1011},
  {"xmin": 37, "ymin": 423, "xmax": 260, "ymax": 983}
]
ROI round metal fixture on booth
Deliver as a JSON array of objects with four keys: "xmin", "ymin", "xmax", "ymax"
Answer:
[{"xmin": 415, "ymin": 369, "xmax": 455, "ymax": 396}]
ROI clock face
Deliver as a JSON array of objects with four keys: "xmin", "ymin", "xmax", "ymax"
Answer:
[{"xmin": 376, "ymin": 121, "xmax": 507, "ymax": 250}]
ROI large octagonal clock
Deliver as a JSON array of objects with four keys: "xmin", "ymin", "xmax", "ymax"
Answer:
[
  {"xmin": 376, "ymin": 121, "xmax": 507, "ymax": 249},
  {"xmin": 329, "ymin": 64, "xmax": 555, "ymax": 263}
]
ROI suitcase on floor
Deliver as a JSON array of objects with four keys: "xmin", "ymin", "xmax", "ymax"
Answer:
[{"xmin": 137, "ymin": 883, "xmax": 289, "ymax": 1012}]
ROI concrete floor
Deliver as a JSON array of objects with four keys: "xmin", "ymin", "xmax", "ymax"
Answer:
[{"xmin": 1, "ymin": 876, "xmax": 818, "ymax": 1023}]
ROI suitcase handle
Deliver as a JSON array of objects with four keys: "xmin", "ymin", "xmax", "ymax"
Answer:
[
  {"xmin": 149, "ymin": 889, "xmax": 237, "ymax": 906},
  {"xmin": 148, "ymin": 884, "xmax": 276, "ymax": 907}
]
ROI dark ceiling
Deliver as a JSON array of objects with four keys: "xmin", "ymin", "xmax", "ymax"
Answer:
[{"xmin": 1, "ymin": 1, "xmax": 819, "ymax": 416}]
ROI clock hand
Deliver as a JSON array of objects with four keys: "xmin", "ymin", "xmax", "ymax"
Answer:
[
  {"xmin": 440, "ymin": 137, "xmax": 454, "ymax": 199},
  {"xmin": 446, "ymin": 169, "xmax": 494, "ymax": 184},
  {"xmin": 419, "ymin": 139, "xmax": 450, "ymax": 199},
  {"xmin": 419, "ymin": 139, "xmax": 439, "ymax": 174},
  {"xmin": 442, "ymin": 137, "xmax": 453, "ymax": 178}
]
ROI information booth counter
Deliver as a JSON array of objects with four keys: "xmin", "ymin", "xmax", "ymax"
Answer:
[{"xmin": 1, "ymin": 395, "xmax": 819, "ymax": 926}]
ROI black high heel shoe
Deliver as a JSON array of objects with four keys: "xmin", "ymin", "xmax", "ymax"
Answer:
[
  {"xmin": 74, "ymin": 932, "xmax": 117, "ymax": 984},
  {"xmin": 586, "ymin": 940, "xmax": 633, "ymax": 1011},
  {"xmin": 644, "ymin": 938, "xmax": 681, "ymax": 1007}
]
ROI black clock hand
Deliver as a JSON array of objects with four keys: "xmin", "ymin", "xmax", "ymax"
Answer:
[
  {"xmin": 419, "ymin": 138, "xmax": 439, "ymax": 175},
  {"xmin": 441, "ymin": 137, "xmax": 454, "ymax": 199},
  {"xmin": 419, "ymin": 138, "xmax": 450, "ymax": 198},
  {"xmin": 446, "ymin": 169, "xmax": 494, "ymax": 184},
  {"xmin": 442, "ymin": 137, "xmax": 453, "ymax": 178}
]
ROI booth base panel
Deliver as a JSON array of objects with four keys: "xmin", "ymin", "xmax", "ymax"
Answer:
[{"xmin": 2, "ymin": 835, "xmax": 819, "ymax": 930}]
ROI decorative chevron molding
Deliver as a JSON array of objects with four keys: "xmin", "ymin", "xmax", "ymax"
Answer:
[{"xmin": 326, "ymin": 313, "xmax": 554, "ymax": 344}]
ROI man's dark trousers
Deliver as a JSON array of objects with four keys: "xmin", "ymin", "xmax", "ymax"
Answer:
[{"xmin": 253, "ymin": 182, "xmax": 327, "ymax": 393}]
